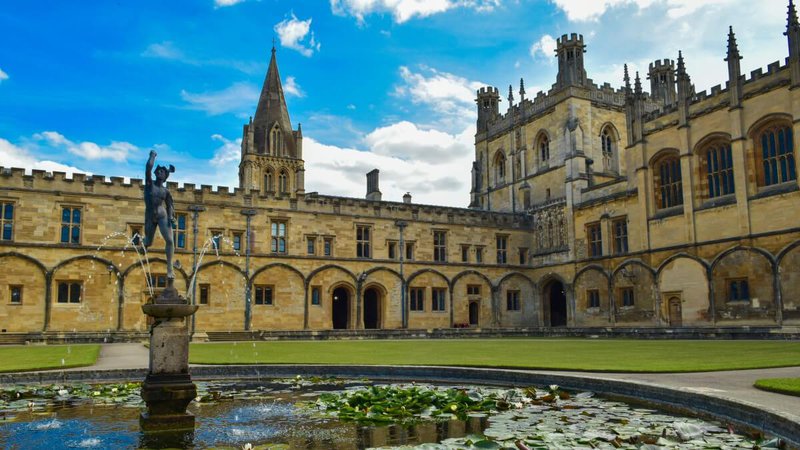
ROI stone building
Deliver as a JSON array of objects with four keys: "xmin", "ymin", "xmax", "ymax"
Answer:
[{"xmin": 1, "ymin": 3, "xmax": 799, "ymax": 337}]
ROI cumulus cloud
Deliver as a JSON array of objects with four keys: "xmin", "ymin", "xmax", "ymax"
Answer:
[
  {"xmin": 0, "ymin": 68, "xmax": 8, "ymax": 83},
  {"xmin": 214, "ymin": 0, "xmax": 246, "ymax": 7},
  {"xmin": 180, "ymin": 82, "xmax": 259, "ymax": 116},
  {"xmin": 210, "ymin": 134, "xmax": 242, "ymax": 167},
  {"xmin": 330, "ymin": 0, "xmax": 501, "ymax": 23},
  {"xmin": 550, "ymin": 0, "xmax": 736, "ymax": 22},
  {"xmin": 394, "ymin": 66, "xmax": 485, "ymax": 129},
  {"xmin": 283, "ymin": 76, "xmax": 304, "ymax": 97},
  {"xmin": 365, "ymin": 121, "xmax": 471, "ymax": 164},
  {"xmin": 0, "ymin": 137, "xmax": 86, "ymax": 174},
  {"xmin": 274, "ymin": 13, "xmax": 320, "ymax": 57},
  {"xmin": 530, "ymin": 34, "xmax": 557, "ymax": 62},
  {"xmin": 33, "ymin": 131, "xmax": 138, "ymax": 162}
]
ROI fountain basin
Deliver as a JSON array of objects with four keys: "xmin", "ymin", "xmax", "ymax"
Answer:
[{"xmin": 141, "ymin": 303, "xmax": 198, "ymax": 318}]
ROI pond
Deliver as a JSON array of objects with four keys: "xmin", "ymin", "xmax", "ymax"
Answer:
[{"xmin": 0, "ymin": 377, "xmax": 780, "ymax": 449}]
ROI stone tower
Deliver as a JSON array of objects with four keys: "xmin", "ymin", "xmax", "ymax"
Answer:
[
  {"xmin": 476, "ymin": 86, "xmax": 500, "ymax": 132},
  {"xmin": 239, "ymin": 46, "xmax": 305, "ymax": 196},
  {"xmin": 555, "ymin": 33, "xmax": 587, "ymax": 88},
  {"xmin": 648, "ymin": 59, "xmax": 676, "ymax": 105}
]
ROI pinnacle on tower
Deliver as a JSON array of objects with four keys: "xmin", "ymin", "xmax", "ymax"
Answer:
[
  {"xmin": 519, "ymin": 78, "xmax": 526, "ymax": 101},
  {"xmin": 677, "ymin": 50, "xmax": 686, "ymax": 74},
  {"xmin": 508, "ymin": 84, "xmax": 514, "ymax": 105},
  {"xmin": 725, "ymin": 26, "xmax": 741, "ymax": 62},
  {"xmin": 634, "ymin": 71, "xmax": 642, "ymax": 96},
  {"xmin": 623, "ymin": 64, "xmax": 631, "ymax": 91},
  {"xmin": 788, "ymin": 0, "xmax": 799, "ymax": 34}
]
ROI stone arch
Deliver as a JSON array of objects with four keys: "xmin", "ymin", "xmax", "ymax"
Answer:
[
  {"xmin": 611, "ymin": 259, "xmax": 657, "ymax": 325},
  {"xmin": 407, "ymin": 268, "xmax": 449, "ymax": 285},
  {"xmin": 598, "ymin": 122, "xmax": 620, "ymax": 173},
  {"xmin": 693, "ymin": 132, "xmax": 735, "ymax": 201},
  {"xmin": 306, "ymin": 265, "xmax": 357, "ymax": 330},
  {"xmin": 657, "ymin": 254, "xmax": 710, "ymax": 326},
  {"xmin": 248, "ymin": 263, "xmax": 304, "ymax": 331},
  {"xmin": 406, "ymin": 268, "xmax": 450, "ymax": 329},
  {"xmin": 747, "ymin": 113, "xmax": 796, "ymax": 188},
  {"xmin": 710, "ymin": 246, "xmax": 776, "ymax": 323},
  {"xmin": 0, "ymin": 253, "xmax": 47, "ymax": 332},
  {"xmin": 496, "ymin": 272, "xmax": 537, "ymax": 328},
  {"xmin": 361, "ymin": 267, "xmax": 403, "ymax": 329},
  {"xmin": 539, "ymin": 272, "xmax": 570, "ymax": 327},
  {"xmin": 493, "ymin": 149, "xmax": 507, "ymax": 186},
  {"xmin": 451, "ymin": 270, "xmax": 493, "ymax": 328},
  {"xmin": 572, "ymin": 265, "xmax": 610, "ymax": 326},
  {"xmin": 746, "ymin": 112, "xmax": 794, "ymax": 138},
  {"xmin": 362, "ymin": 282, "xmax": 387, "ymax": 329},
  {"xmin": 534, "ymin": 129, "xmax": 551, "ymax": 165},
  {"xmin": 650, "ymin": 148, "xmax": 683, "ymax": 211},
  {"xmin": 49, "ymin": 255, "xmax": 121, "ymax": 332},
  {"xmin": 778, "ymin": 240, "xmax": 800, "ymax": 323}
]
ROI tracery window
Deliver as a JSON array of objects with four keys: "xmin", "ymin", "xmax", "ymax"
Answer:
[
  {"xmin": 654, "ymin": 155, "xmax": 683, "ymax": 209},
  {"xmin": 702, "ymin": 141, "xmax": 735, "ymax": 198},
  {"xmin": 278, "ymin": 170, "xmax": 288, "ymax": 193},
  {"xmin": 757, "ymin": 124, "xmax": 796, "ymax": 186},
  {"xmin": 264, "ymin": 168, "xmax": 274, "ymax": 192},
  {"xmin": 538, "ymin": 134, "xmax": 550, "ymax": 162},
  {"xmin": 494, "ymin": 152, "xmax": 506, "ymax": 184},
  {"xmin": 270, "ymin": 127, "xmax": 282, "ymax": 156},
  {"xmin": 600, "ymin": 126, "xmax": 617, "ymax": 172}
]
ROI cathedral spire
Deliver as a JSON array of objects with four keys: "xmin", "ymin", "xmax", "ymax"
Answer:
[{"xmin": 253, "ymin": 46, "xmax": 293, "ymax": 134}]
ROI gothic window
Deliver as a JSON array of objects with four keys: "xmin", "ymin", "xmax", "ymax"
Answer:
[
  {"xmin": 757, "ymin": 123, "xmax": 796, "ymax": 186},
  {"xmin": 264, "ymin": 168, "xmax": 274, "ymax": 192},
  {"xmin": 278, "ymin": 170, "xmax": 288, "ymax": 193},
  {"xmin": 600, "ymin": 125, "xmax": 617, "ymax": 172},
  {"xmin": 653, "ymin": 154, "xmax": 683, "ymax": 209},
  {"xmin": 494, "ymin": 151, "xmax": 506, "ymax": 185},
  {"xmin": 701, "ymin": 140, "xmax": 735, "ymax": 198},
  {"xmin": 537, "ymin": 133, "xmax": 550, "ymax": 163},
  {"xmin": 270, "ymin": 127, "xmax": 282, "ymax": 156}
]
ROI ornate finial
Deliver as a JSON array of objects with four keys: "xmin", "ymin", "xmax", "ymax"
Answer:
[
  {"xmin": 726, "ymin": 26, "xmax": 742, "ymax": 62},
  {"xmin": 508, "ymin": 84, "xmax": 514, "ymax": 104},
  {"xmin": 272, "ymin": 36, "xmax": 277, "ymax": 52},
  {"xmin": 623, "ymin": 64, "xmax": 631, "ymax": 90},
  {"xmin": 519, "ymin": 78, "xmax": 526, "ymax": 97},
  {"xmin": 634, "ymin": 71, "xmax": 642, "ymax": 95},
  {"xmin": 677, "ymin": 50, "xmax": 686, "ymax": 73},
  {"xmin": 788, "ymin": 0, "xmax": 799, "ymax": 34}
]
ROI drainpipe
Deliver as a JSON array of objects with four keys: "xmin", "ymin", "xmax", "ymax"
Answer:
[
  {"xmin": 395, "ymin": 220, "xmax": 407, "ymax": 328},
  {"xmin": 241, "ymin": 209, "xmax": 257, "ymax": 331},
  {"xmin": 188, "ymin": 205, "xmax": 205, "ymax": 335}
]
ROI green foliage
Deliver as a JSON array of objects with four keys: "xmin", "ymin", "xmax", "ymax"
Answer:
[
  {"xmin": 189, "ymin": 339, "xmax": 800, "ymax": 372},
  {"xmin": 754, "ymin": 377, "xmax": 800, "ymax": 397},
  {"xmin": 0, "ymin": 381, "xmax": 141, "ymax": 411},
  {"xmin": 0, "ymin": 344, "xmax": 100, "ymax": 373}
]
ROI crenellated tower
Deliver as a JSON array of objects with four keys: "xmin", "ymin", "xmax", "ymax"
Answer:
[
  {"xmin": 239, "ymin": 46, "xmax": 305, "ymax": 196},
  {"xmin": 555, "ymin": 33, "xmax": 587, "ymax": 88},
  {"xmin": 648, "ymin": 59, "xmax": 676, "ymax": 106}
]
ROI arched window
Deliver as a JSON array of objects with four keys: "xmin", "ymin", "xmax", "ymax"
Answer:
[
  {"xmin": 263, "ymin": 168, "xmax": 274, "ymax": 192},
  {"xmin": 757, "ymin": 124, "xmax": 796, "ymax": 186},
  {"xmin": 600, "ymin": 126, "xmax": 617, "ymax": 172},
  {"xmin": 494, "ymin": 151, "xmax": 506, "ymax": 184},
  {"xmin": 653, "ymin": 154, "xmax": 683, "ymax": 209},
  {"xmin": 278, "ymin": 170, "xmax": 288, "ymax": 193},
  {"xmin": 538, "ymin": 134, "xmax": 550, "ymax": 162},
  {"xmin": 271, "ymin": 127, "xmax": 282, "ymax": 156},
  {"xmin": 700, "ymin": 140, "xmax": 734, "ymax": 198}
]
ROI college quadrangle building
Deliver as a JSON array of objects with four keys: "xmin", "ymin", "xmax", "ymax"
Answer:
[{"xmin": 2, "ymin": 3, "xmax": 800, "ymax": 339}]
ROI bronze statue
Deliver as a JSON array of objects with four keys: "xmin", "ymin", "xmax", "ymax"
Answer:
[{"xmin": 144, "ymin": 150, "xmax": 176, "ymax": 279}]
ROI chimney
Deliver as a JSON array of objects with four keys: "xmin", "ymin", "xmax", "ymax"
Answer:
[
  {"xmin": 366, "ymin": 169, "xmax": 382, "ymax": 201},
  {"xmin": 403, "ymin": 192, "xmax": 412, "ymax": 204}
]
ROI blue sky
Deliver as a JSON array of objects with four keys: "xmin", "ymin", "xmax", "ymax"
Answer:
[{"xmin": 0, "ymin": 0, "xmax": 790, "ymax": 206}]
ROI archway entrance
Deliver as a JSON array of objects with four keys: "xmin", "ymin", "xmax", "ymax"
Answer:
[
  {"xmin": 332, "ymin": 287, "xmax": 350, "ymax": 329},
  {"xmin": 363, "ymin": 287, "xmax": 381, "ymax": 329},
  {"xmin": 545, "ymin": 280, "xmax": 567, "ymax": 327},
  {"xmin": 468, "ymin": 301, "xmax": 480, "ymax": 326}
]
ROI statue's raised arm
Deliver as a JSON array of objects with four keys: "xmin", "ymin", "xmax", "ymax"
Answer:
[{"xmin": 146, "ymin": 150, "xmax": 156, "ymax": 185}]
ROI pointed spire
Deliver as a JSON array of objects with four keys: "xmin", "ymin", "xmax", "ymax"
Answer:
[
  {"xmin": 788, "ymin": 0, "xmax": 799, "ymax": 34},
  {"xmin": 297, "ymin": 122, "xmax": 302, "ymax": 137},
  {"xmin": 634, "ymin": 71, "xmax": 642, "ymax": 95},
  {"xmin": 677, "ymin": 50, "xmax": 685, "ymax": 74},
  {"xmin": 623, "ymin": 64, "xmax": 631, "ymax": 92},
  {"xmin": 253, "ymin": 46, "xmax": 293, "ymax": 132},
  {"xmin": 508, "ymin": 84, "xmax": 514, "ymax": 105},
  {"xmin": 519, "ymin": 78, "xmax": 526, "ymax": 101},
  {"xmin": 725, "ymin": 26, "xmax": 741, "ymax": 62}
]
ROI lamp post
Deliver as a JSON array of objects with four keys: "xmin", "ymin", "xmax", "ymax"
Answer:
[
  {"xmin": 188, "ymin": 204, "xmax": 205, "ymax": 335},
  {"xmin": 241, "ymin": 209, "xmax": 257, "ymax": 331},
  {"xmin": 395, "ymin": 220, "xmax": 408, "ymax": 328}
]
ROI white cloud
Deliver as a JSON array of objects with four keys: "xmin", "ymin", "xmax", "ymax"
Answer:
[
  {"xmin": 214, "ymin": 0, "xmax": 246, "ymax": 7},
  {"xmin": 283, "ymin": 76, "xmax": 304, "ymax": 97},
  {"xmin": 530, "ymin": 34, "xmax": 557, "ymax": 62},
  {"xmin": 0, "ymin": 68, "xmax": 8, "ymax": 83},
  {"xmin": 550, "ymin": 0, "xmax": 739, "ymax": 22},
  {"xmin": 180, "ymin": 82, "xmax": 259, "ymax": 116},
  {"xmin": 141, "ymin": 41, "xmax": 184, "ymax": 60},
  {"xmin": 0, "ymin": 137, "xmax": 86, "ymax": 175},
  {"xmin": 330, "ymin": 0, "xmax": 501, "ymax": 23},
  {"xmin": 394, "ymin": 66, "xmax": 485, "ymax": 129},
  {"xmin": 33, "ymin": 131, "xmax": 138, "ymax": 162},
  {"xmin": 210, "ymin": 134, "xmax": 242, "ymax": 167},
  {"xmin": 141, "ymin": 41, "xmax": 262, "ymax": 74},
  {"xmin": 365, "ymin": 121, "xmax": 470, "ymax": 163},
  {"xmin": 274, "ymin": 13, "xmax": 320, "ymax": 57}
]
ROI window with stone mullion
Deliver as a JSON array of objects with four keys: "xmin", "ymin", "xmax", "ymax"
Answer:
[
  {"xmin": 761, "ymin": 125, "xmax": 796, "ymax": 186},
  {"xmin": 0, "ymin": 202, "xmax": 13, "ymax": 241},
  {"xmin": 706, "ymin": 143, "xmax": 735, "ymax": 198}
]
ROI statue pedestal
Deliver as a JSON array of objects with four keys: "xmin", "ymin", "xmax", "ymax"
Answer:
[{"xmin": 140, "ymin": 285, "xmax": 199, "ymax": 432}]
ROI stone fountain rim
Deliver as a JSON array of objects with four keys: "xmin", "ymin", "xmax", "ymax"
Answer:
[{"xmin": 1, "ymin": 364, "xmax": 798, "ymax": 448}]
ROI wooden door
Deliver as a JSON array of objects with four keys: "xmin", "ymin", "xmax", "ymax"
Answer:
[{"xmin": 668, "ymin": 297, "xmax": 682, "ymax": 327}]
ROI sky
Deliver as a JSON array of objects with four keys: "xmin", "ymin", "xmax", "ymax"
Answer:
[{"xmin": 0, "ymin": 0, "xmax": 791, "ymax": 207}]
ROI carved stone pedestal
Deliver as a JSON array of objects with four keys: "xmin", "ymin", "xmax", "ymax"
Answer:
[{"xmin": 140, "ymin": 283, "xmax": 199, "ymax": 433}]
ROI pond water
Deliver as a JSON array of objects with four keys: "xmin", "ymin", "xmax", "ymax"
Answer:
[{"xmin": 0, "ymin": 378, "xmax": 776, "ymax": 449}]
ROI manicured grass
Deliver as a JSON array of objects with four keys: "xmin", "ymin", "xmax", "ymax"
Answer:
[
  {"xmin": 189, "ymin": 339, "xmax": 800, "ymax": 373},
  {"xmin": 754, "ymin": 378, "xmax": 800, "ymax": 397},
  {"xmin": 0, "ymin": 344, "xmax": 100, "ymax": 373}
]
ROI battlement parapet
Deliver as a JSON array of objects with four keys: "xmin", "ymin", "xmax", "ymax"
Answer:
[
  {"xmin": 649, "ymin": 59, "xmax": 674, "ymax": 72},
  {"xmin": 477, "ymin": 86, "xmax": 500, "ymax": 97},
  {"xmin": 557, "ymin": 33, "xmax": 584, "ymax": 47}
]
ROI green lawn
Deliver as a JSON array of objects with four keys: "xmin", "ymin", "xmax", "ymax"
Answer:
[
  {"xmin": 0, "ymin": 344, "xmax": 100, "ymax": 373},
  {"xmin": 189, "ymin": 339, "xmax": 800, "ymax": 373},
  {"xmin": 754, "ymin": 378, "xmax": 800, "ymax": 397}
]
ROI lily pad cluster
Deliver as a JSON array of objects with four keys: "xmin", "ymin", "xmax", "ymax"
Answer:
[{"xmin": 0, "ymin": 382, "xmax": 141, "ymax": 412}]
